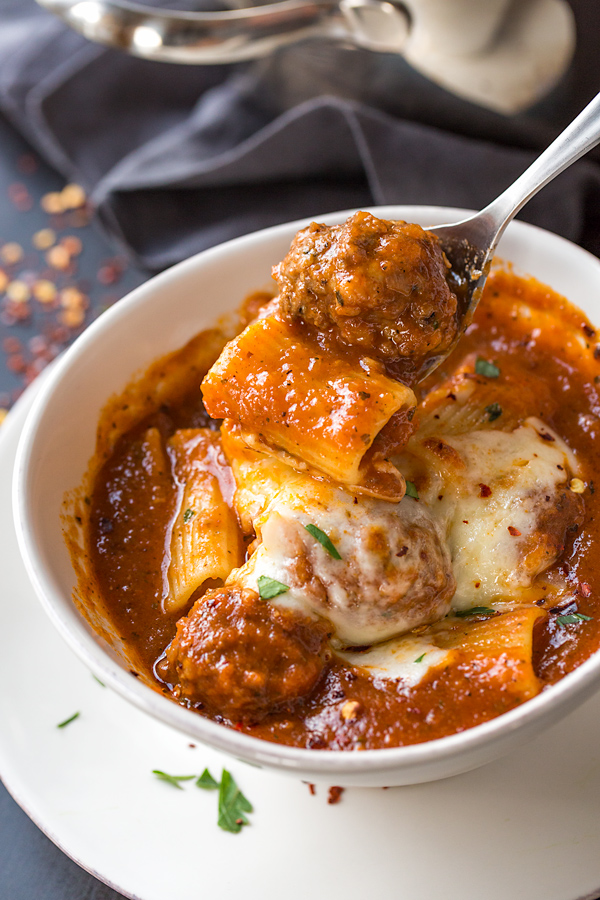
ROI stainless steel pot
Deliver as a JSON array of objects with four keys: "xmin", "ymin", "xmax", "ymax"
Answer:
[{"xmin": 36, "ymin": 0, "xmax": 576, "ymax": 113}]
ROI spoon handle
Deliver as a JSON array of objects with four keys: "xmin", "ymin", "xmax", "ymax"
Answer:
[{"xmin": 485, "ymin": 91, "xmax": 600, "ymax": 237}]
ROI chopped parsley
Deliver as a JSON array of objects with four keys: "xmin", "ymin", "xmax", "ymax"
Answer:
[
  {"xmin": 485, "ymin": 402, "xmax": 502, "ymax": 422},
  {"xmin": 57, "ymin": 712, "xmax": 80, "ymax": 729},
  {"xmin": 414, "ymin": 653, "xmax": 426, "ymax": 663},
  {"xmin": 455, "ymin": 607, "xmax": 497, "ymax": 618},
  {"xmin": 92, "ymin": 674, "xmax": 106, "ymax": 687},
  {"xmin": 196, "ymin": 768, "xmax": 220, "ymax": 790},
  {"xmin": 152, "ymin": 767, "xmax": 254, "ymax": 833},
  {"xmin": 218, "ymin": 769, "xmax": 254, "ymax": 834},
  {"xmin": 257, "ymin": 575, "xmax": 289, "ymax": 600},
  {"xmin": 556, "ymin": 612, "xmax": 593, "ymax": 626},
  {"xmin": 405, "ymin": 481, "xmax": 419, "ymax": 499},
  {"xmin": 305, "ymin": 524, "xmax": 342, "ymax": 560},
  {"xmin": 152, "ymin": 770, "xmax": 196, "ymax": 790},
  {"xmin": 183, "ymin": 508, "xmax": 196, "ymax": 524},
  {"xmin": 475, "ymin": 357, "xmax": 501, "ymax": 379}
]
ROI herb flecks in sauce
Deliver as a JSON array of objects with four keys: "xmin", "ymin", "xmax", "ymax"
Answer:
[
  {"xmin": 84, "ymin": 270, "xmax": 600, "ymax": 752},
  {"xmin": 475, "ymin": 357, "xmax": 501, "ymax": 378},
  {"xmin": 405, "ymin": 481, "xmax": 419, "ymax": 499}
]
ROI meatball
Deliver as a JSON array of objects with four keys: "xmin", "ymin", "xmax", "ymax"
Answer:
[
  {"xmin": 251, "ymin": 480, "xmax": 456, "ymax": 646},
  {"xmin": 165, "ymin": 586, "xmax": 331, "ymax": 721},
  {"xmin": 273, "ymin": 211, "xmax": 459, "ymax": 383}
]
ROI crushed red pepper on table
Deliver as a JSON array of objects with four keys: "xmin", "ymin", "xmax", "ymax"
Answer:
[{"xmin": 0, "ymin": 151, "xmax": 141, "ymax": 417}]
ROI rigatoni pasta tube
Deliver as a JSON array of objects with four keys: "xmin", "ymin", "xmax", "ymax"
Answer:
[
  {"xmin": 166, "ymin": 429, "xmax": 242, "ymax": 614},
  {"xmin": 202, "ymin": 314, "xmax": 416, "ymax": 491}
]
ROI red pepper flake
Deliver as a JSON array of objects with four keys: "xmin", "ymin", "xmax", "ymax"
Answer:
[
  {"xmin": 447, "ymin": 392, "xmax": 457, "ymax": 401},
  {"xmin": 508, "ymin": 526, "xmax": 521, "ymax": 536},
  {"xmin": 17, "ymin": 153, "xmax": 38, "ymax": 175},
  {"xmin": 28, "ymin": 335, "xmax": 48, "ymax": 355},
  {"xmin": 474, "ymin": 582, "xmax": 481, "ymax": 588},
  {"xmin": 97, "ymin": 261, "xmax": 123, "ymax": 285},
  {"xmin": 307, "ymin": 783, "xmax": 316, "ymax": 796},
  {"xmin": 328, "ymin": 786, "xmax": 344, "ymax": 805},
  {"xmin": 583, "ymin": 324, "xmax": 595, "ymax": 338},
  {"xmin": 396, "ymin": 546, "xmax": 408, "ymax": 558},
  {"xmin": 2, "ymin": 336, "xmax": 22, "ymax": 354},
  {"xmin": 580, "ymin": 582, "xmax": 592, "ymax": 597},
  {"xmin": 7, "ymin": 353, "xmax": 26, "ymax": 374},
  {"xmin": 478, "ymin": 483, "xmax": 492, "ymax": 498},
  {"xmin": 60, "ymin": 235, "xmax": 83, "ymax": 257},
  {"xmin": 8, "ymin": 182, "xmax": 33, "ymax": 212},
  {"xmin": 539, "ymin": 431, "xmax": 555, "ymax": 442},
  {"xmin": 594, "ymin": 346, "xmax": 600, "ymax": 361}
]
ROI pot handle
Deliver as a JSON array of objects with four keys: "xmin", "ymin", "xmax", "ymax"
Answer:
[{"xmin": 35, "ymin": 0, "xmax": 411, "ymax": 63}]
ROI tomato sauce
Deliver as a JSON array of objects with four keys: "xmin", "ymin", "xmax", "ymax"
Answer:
[{"xmin": 84, "ymin": 269, "xmax": 600, "ymax": 749}]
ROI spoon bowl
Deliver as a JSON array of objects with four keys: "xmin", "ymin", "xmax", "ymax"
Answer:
[{"xmin": 420, "ymin": 90, "xmax": 600, "ymax": 382}]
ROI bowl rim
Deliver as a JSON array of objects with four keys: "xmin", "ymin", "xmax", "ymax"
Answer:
[{"xmin": 13, "ymin": 204, "xmax": 600, "ymax": 778}]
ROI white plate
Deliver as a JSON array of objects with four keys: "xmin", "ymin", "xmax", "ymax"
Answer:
[{"xmin": 2, "ymin": 367, "xmax": 600, "ymax": 900}]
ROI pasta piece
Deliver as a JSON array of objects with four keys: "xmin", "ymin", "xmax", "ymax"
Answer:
[
  {"xmin": 339, "ymin": 606, "xmax": 544, "ymax": 698},
  {"xmin": 202, "ymin": 313, "xmax": 416, "ymax": 501},
  {"xmin": 433, "ymin": 606, "xmax": 545, "ymax": 701},
  {"xmin": 220, "ymin": 420, "xmax": 297, "ymax": 535},
  {"xmin": 415, "ymin": 352, "xmax": 555, "ymax": 438},
  {"xmin": 165, "ymin": 429, "xmax": 242, "ymax": 614}
]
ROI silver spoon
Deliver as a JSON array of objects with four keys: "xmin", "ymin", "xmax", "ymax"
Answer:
[{"xmin": 421, "ymin": 90, "xmax": 600, "ymax": 382}]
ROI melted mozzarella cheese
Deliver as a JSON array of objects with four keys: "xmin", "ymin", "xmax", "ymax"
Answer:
[
  {"xmin": 224, "ymin": 410, "xmax": 580, "ymax": 682},
  {"xmin": 233, "ymin": 477, "xmax": 454, "ymax": 646},
  {"xmin": 411, "ymin": 418, "xmax": 580, "ymax": 609},
  {"xmin": 339, "ymin": 636, "xmax": 450, "ymax": 686}
]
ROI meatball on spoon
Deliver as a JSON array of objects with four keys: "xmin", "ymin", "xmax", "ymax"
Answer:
[
  {"xmin": 426, "ymin": 90, "xmax": 600, "ymax": 381},
  {"xmin": 277, "ymin": 92, "xmax": 600, "ymax": 387}
]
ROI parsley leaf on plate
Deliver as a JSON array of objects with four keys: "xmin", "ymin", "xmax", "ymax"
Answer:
[
  {"xmin": 196, "ymin": 768, "xmax": 220, "ymax": 790},
  {"xmin": 57, "ymin": 712, "xmax": 80, "ymax": 728},
  {"xmin": 152, "ymin": 770, "xmax": 196, "ymax": 790},
  {"xmin": 218, "ymin": 769, "xmax": 253, "ymax": 834}
]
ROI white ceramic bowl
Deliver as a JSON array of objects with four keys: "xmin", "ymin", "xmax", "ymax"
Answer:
[{"xmin": 13, "ymin": 205, "xmax": 600, "ymax": 787}]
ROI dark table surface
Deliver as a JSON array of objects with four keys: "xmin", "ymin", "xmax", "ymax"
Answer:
[{"xmin": 0, "ymin": 110, "xmax": 143, "ymax": 900}]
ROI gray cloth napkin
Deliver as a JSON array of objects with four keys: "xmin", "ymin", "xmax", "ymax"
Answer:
[{"xmin": 1, "ymin": 0, "xmax": 600, "ymax": 271}]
